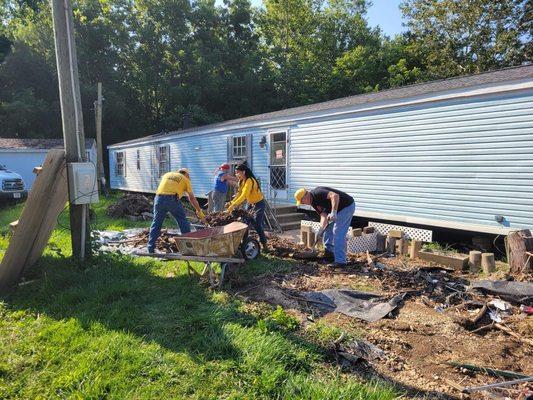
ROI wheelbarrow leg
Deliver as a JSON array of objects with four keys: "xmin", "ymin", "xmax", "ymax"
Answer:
[
  {"xmin": 207, "ymin": 262, "xmax": 216, "ymax": 287},
  {"xmin": 219, "ymin": 263, "xmax": 228, "ymax": 289}
]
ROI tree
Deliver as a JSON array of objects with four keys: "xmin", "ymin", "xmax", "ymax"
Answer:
[{"xmin": 401, "ymin": 0, "xmax": 532, "ymax": 78}]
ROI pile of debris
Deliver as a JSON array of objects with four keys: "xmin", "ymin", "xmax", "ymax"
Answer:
[
  {"xmin": 106, "ymin": 194, "xmax": 153, "ymax": 220},
  {"xmin": 267, "ymin": 235, "xmax": 319, "ymax": 259},
  {"xmin": 118, "ymin": 228, "xmax": 179, "ymax": 253},
  {"xmin": 204, "ymin": 209, "xmax": 254, "ymax": 227}
]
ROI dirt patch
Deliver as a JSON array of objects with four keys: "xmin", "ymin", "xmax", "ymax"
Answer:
[{"xmin": 231, "ymin": 254, "xmax": 533, "ymax": 399}]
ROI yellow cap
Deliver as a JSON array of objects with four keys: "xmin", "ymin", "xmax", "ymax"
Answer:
[{"xmin": 294, "ymin": 188, "xmax": 306, "ymax": 206}]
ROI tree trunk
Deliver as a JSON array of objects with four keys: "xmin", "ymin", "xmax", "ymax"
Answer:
[{"xmin": 507, "ymin": 229, "xmax": 532, "ymax": 275}]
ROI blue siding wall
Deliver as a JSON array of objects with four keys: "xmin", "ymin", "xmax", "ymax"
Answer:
[
  {"xmin": 109, "ymin": 88, "xmax": 533, "ymax": 233},
  {"xmin": 289, "ymin": 91, "xmax": 533, "ymax": 232}
]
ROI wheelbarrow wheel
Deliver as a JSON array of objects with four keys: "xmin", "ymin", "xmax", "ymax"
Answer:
[{"xmin": 241, "ymin": 237, "xmax": 260, "ymax": 260}]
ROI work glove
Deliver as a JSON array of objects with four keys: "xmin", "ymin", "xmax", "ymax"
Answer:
[
  {"xmin": 196, "ymin": 210, "xmax": 206, "ymax": 220},
  {"xmin": 327, "ymin": 210, "xmax": 337, "ymax": 222},
  {"xmin": 224, "ymin": 202, "xmax": 232, "ymax": 209},
  {"xmin": 226, "ymin": 205, "xmax": 234, "ymax": 214}
]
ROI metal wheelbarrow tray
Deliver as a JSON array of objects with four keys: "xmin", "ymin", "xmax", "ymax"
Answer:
[{"xmin": 172, "ymin": 221, "xmax": 249, "ymax": 257}]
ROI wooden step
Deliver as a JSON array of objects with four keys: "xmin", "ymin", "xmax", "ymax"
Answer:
[
  {"xmin": 280, "ymin": 221, "xmax": 302, "ymax": 231},
  {"xmin": 276, "ymin": 212, "xmax": 305, "ymax": 224},
  {"xmin": 272, "ymin": 205, "xmax": 297, "ymax": 214}
]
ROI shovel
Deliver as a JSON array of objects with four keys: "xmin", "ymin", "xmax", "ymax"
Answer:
[{"xmin": 311, "ymin": 221, "xmax": 334, "ymax": 250}]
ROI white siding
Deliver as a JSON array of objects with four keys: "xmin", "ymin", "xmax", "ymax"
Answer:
[
  {"xmin": 110, "ymin": 128, "xmax": 272, "ymax": 197},
  {"xmin": 108, "ymin": 86, "xmax": 533, "ymax": 233},
  {"xmin": 0, "ymin": 145, "xmax": 96, "ymax": 189},
  {"xmin": 289, "ymin": 91, "xmax": 533, "ymax": 233}
]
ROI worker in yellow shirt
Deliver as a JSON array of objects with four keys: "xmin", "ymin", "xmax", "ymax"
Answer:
[
  {"xmin": 148, "ymin": 168, "xmax": 205, "ymax": 253},
  {"xmin": 225, "ymin": 164, "xmax": 268, "ymax": 249}
]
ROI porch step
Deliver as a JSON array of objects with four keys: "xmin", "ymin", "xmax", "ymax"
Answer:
[
  {"xmin": 276, "ymin": 212, "xmax": 305, "ymax": 224},
  {"xmin": 280, "ymin": 221, "xmax": 303, "ymax": 231},
  {"xmin": 271, "ymin": 205, "xmax": 298, "ymax": 214}
]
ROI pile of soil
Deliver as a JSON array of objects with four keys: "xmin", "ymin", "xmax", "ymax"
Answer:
[
  {"xmin": 204, "ymin": 209, "xmax": 253, "ymax": 227},
  {"xmin": 107, "ymin": 194, "xmax": 153, "ymax": 219}
]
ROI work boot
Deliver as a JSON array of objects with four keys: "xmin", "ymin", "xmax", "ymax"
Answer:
[
  {"xmin": 323, "ymin": 250, "xmax": 334, "ymax": 262},
  {"xmin": 327, "ymin": 262, "xmax": 347, "ymax": 269}
]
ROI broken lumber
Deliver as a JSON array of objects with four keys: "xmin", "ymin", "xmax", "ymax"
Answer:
[
  {"xmin": 351, "ymin": 228, "xmax": 362, "ymax": 237},
  {"xmin": 388, "ymin": 229, "xmax": 403, "ymax": 239},
  {"xmin": 362, "ymin": 226, "xmax": 374, "ymax": 234},
  {"xmin": 0, "ymin": 150, "xmax": 68, "ymax": 292}
]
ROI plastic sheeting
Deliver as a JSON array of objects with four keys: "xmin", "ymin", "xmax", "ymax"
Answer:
[
  {"xmin": 469, "ymin": 280, "xmax": 533, "ymax": 305},
  {"xmin": 301, "ymin": 289, "xmax": 405, "ymax": 322}
]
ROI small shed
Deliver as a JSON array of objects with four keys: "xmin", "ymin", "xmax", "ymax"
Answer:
[
  {"xmin": 108, "ymin": 65, "xmax": 533, "ymax": 234},
  {"xmin": 0, "ymin": 138, "xmax": 97, "ymax": 189}
]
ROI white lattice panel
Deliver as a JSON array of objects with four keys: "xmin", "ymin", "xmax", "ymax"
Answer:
[
  {"xmin": 347, "ymin": 233, "xmax": 377, "ymax": 253},
  {"xmin": 368, "ymin": 222, "xmax": 433, "ymax": 242},
  {"xmin": 301, "ymin": 221, "xmax": 377, "ymax": 253}
]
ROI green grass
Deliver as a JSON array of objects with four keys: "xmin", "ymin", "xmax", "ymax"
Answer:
[{"xmin": 0, "ymin": 194, "xmax": 399, "ymax": 399}]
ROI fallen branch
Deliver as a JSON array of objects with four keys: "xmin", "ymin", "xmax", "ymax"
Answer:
[
  {"xmin": 472, "ymin": 304, "xmax": 488, "ymax": 325},
  {"xmin": 447, "ymin": 361, "xmax": 529, "ymax": 380},
  {"xmin": 366, "ymin": 251, "xmax": 375, "ymax": 268}
]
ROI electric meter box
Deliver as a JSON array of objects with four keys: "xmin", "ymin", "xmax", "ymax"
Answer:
[{"xmin": 67, "ymin": 162, "xmax": 99, "ymax": 204}]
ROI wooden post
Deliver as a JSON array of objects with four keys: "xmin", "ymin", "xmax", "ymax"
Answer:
[
  {"xmin": 351, "ymin": 228, "xmax": 362, "ymax": 237},
  {"xmin": 397, "ymin": 238, "xmax": 406, "ymax": 256},
  {"xmin": 481, "ymin": 253, "xmax": 495, "ymax": 274},
  {"xmin": 50, "ymin": 0, "xmax": 88, "ymax": 259},
  {"xmin": 363, "ymin": 226, "xmax": 375, "ymax": 234},
  {"xmin": 469, "ymin": 250, "xmax": 482, "ymax": 273},
  {"xmin": 386, "ymin": 236, "xmax": 396, "ymax": 255},
  {"xmin": 507, "ymin": 230, "xmax": 533, "ymax": 275},
  {"xmin": 301, "ymin": 225, "xmax": 311, "ymax": 247},
  {"xmin": 410, "ymin": 240, "xmax": 422, "ymax": 260},
  {"xmin": 95, "ymin": 82, "xmax": 105, "ymax": 191},
  {"xmin": 376, "ymin": 234, "xmax": 386, "ymax": 252}
]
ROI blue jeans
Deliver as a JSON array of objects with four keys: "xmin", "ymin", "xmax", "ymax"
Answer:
[
  {"xmin": 148, "ymin": 195, "xmax": 191, "ymax": 252},
  {"xmin": 246, "ymin": 200, "xmax": 267, "ymax": 244},
  {"xmin": 323, "ymin": 201, "xmax": 355, "ymax": 264}
]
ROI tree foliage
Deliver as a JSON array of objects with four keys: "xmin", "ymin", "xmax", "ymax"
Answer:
[{"xmin": 0, "ymin": 0, "xmax": 529, "ymax": 146}]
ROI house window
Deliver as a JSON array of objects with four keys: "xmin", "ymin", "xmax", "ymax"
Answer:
[
  {"xmin": 136, "ymin": 149, "xmax": 141, "ymax": 170},
  {"xmin": 158, "ymin": 146, "xmax": 170, "ymax": 177},
  {"xmin": 232, "ymin": 136, "xmax": 246, "ymax": 159},
  {"xmin": 115, "ymin": 151, "xmax": 125, "ymax": 176}
]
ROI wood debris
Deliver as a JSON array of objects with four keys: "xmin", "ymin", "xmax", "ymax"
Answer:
[{"xmin": 106, "ymin": 193, "xmax": 153, "ymax": 219}]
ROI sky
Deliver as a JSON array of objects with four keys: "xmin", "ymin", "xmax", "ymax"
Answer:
[{"xmin": 366, "ymin": 0, "xmax": 405, "ymax": 37}]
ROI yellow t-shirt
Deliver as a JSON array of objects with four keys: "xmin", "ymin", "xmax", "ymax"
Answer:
[
  {"xmin": 229, "ymin": 177, "xmax": 263, "ymax": 207},
  {"xmin": 156, "ymin": 172, "xmax": 192, "ymax": 197}
]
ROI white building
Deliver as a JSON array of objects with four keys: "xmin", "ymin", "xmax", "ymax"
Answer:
[
  {"xmin": 0, "ymin": 138, "xmax": 97, "ymax": 189},
  {"xmin": 108, "ymin": 65, "xmax": 533, "ymax": 234}
]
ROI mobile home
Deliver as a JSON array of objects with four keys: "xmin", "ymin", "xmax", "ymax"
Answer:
[{"xmin": 108, "ymin": 65, "xmax": 533, "ymax": 235}]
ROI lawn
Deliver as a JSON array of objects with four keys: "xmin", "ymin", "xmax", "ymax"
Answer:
[{"xmin": 0, "ymin": 194, "xmax": 399, "ymax": 399}]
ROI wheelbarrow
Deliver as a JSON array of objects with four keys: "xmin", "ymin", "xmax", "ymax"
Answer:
[{"xmin": 136, "ymin": 221, "xmax": 260, "ymax": 288}]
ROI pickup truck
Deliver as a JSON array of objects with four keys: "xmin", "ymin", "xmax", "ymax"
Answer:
[{"xmin": 0, "ymin": 165, "xmax": 27, "ymax": 201}]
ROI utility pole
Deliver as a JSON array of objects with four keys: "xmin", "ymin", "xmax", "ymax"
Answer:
[
  {"xmin": 95, "ymin": 82, "xmax": 106, "ymax": 195},
  {"xmin": 50, "ymin": 0, "xmax": 88, "ymax": 259}
]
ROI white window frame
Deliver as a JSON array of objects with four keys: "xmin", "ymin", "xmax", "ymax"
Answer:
[
  {"xmin": 158, "ymin": 145, "xmax": 170, "ymax": 177},
  {"xmin": 136, "ymin": 149, "xmax": 141, "ymax": 170},
  {"xmin": 232, "ymin": 136, "xmax": 247, "ymax": 159},
  {"xmin": 115, "ymin": 151, "xmax": 125, "ymax": 177}
]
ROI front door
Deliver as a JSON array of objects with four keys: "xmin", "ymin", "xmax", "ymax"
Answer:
[{"xmin": 268, "ymin": 131, "xmax": 288, "ymax": 200}]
